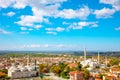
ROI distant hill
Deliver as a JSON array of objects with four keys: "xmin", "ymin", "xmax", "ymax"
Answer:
[{"xmin": 0, "ymin": 51, "xmax": 120, "ymax": 57}]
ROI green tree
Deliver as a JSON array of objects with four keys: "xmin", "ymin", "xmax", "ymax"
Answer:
[
  {"xmin": 60, "ymin": 66, "xmax": 70, "ymax": 79},
  {"xmin": 77, "ymin": 62, "xmax": 82, "ymax": 71},
  {"xmin": 84, "ymin": 69, "xmax": 90, "ymax": 79},
  {"xmin": 39, "ymin": 64, "xmax": 44, "ymax": 73},
  {"xmin": 59, "ymin": 62, "xmax": 67, "ymax": 71},
  {"xmin": 50, "ymin": 65, "xmax": 61, "ymax": 75},
  {"xmin": 109, "ymin": 58, "xmax": 119, "ymax": 66}
]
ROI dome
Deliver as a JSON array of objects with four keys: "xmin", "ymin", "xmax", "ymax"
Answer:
[
  {"xmin": 26, "ymin": 66, "xmax": 35, "ymax": 71},
  {"xmin": 12, "ymin": 67, "xmax": 21, "ymax": 72},
  {"xmin": 9, "ymin": 65, "xmax": 21, "ymax": 72},
  {"xmin": 19, "ymin": 66, "xmax": 28, "ymax": 72}
]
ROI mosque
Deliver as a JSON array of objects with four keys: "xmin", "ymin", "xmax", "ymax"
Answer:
[
  {"xmin": 8, "ymin": 55, "xmax": 38, "ymax": 79},
  {"xmin": 81, "ymin": 48, "xmax": 100, "ymax": 70}
]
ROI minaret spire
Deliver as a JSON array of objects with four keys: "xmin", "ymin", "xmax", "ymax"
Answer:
[
  {"xmin": 84, "ymin": 48, "xmax": 86, "ymax": 60},
  {"xmin": 27, "ymin": 55, "xmax": 30, "ymax": 66},
  {"xmin": 98, "ymin": 51, "xmax": 100, "ymax": 64},
  {"xmin": 34, "ymin": 57, "xmax": 37, "ymax": 71},
  {"xmin": 105, "ymin": 56, "xmax": 107, "ymax": 68}
]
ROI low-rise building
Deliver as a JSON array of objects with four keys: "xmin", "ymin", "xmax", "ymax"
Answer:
[{"xmin": 69, "ymin": 70, "xmax": 85, "ymax": 80}]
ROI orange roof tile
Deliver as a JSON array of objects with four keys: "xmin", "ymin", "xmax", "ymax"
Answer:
[
  {"xmin": 110, "ymin": 68, "xmax": 120, "ymax": 72},
  {"xmin": 69, "ymin": 70, "xmax": 84, "ymax": 76}
]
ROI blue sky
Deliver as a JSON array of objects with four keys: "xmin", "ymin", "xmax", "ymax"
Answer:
[{"xmin": 0, "ymin": 0, "xmax": 120, "ymax": 51}]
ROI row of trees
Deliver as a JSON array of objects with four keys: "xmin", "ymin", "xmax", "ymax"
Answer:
[
  {"xmin": 39, "ymin": 62, "xmax": 90, "ymax": 79},
  {"xmin": 0, "ymin": 69, "xmax": 10, "ymax": 79}
]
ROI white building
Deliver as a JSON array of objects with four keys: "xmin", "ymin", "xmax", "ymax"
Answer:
[
  {"xmin": 8, "ymin": 64, "xmax": 38, "ymax": 78},
  {"xmin": 8, "ymin": 56, "xmax": 38, "ymax": 79},
  {"xmin": 81, "ymin": 49, "xmax": 99, "ymax": 70},
  {"xmin": 81, "ymin": 59, "xmax": 99, "ymax": 69}
]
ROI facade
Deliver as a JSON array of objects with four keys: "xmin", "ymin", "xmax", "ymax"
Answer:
[
  {"xmin": 81, "ymin": 48, "xmax": 99, "ymax": 69},
  {"xmin": 81, "ymin": 59, "xmax": 99, "ymax": 69},
  {"xmin": 8, "ymin": 56, "xmax": 38, "ymax": 79},
  {"xmin": 8, "ymin": 64, "xmax": 38, "ymax": 79},
  {"xmin": 69, "ymin": 70, "xmax": 85, "ymax": 80},
  {"xmin": 110, "ymin": 68, "xmax": 120, "ymax": 78}
]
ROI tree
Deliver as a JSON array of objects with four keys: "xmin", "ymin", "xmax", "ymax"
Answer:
[
  {"xmin": 77, "ymin": 62, "xmax": 82, "ymax": 71},
  {"xmin": 39, "ymin": 64, "xmax": 44, "ymax": 73},
  {"xmin": 109, "ymin": 58, "xmax": 119, "ymax": 66},
  {"xmin": 59, "ymin": 62, "xmax": 67, "ymax": 71},
  {"xmin": 50, "ymin": 65, "xmax": 61, "ymax": 76},
  {"xmin": 84, "ymin": 69, "xmax": 90, "ymax": 79},
  {"xmin": 61, "ymin": 66, "xmax": 70, "ymax": 79}
]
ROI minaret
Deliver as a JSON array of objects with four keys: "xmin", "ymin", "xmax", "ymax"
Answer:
[
  {"xmin": 98, "ymin": 51, "xmax": 100, "ymax": 64},
  {"xmin": 84, "ymin": 48, "xmax": 86, "ymax": 60},
  {"xmin": 105, "ymin": 56, "xmax": 107, "ymax": 67},
  {"xmin": 27, "ymin": 55, "xmax": 30, "ymax": 66},
  {"xmin": 34, "ymin": 58, "xmax": 37, "ymax": 71}
]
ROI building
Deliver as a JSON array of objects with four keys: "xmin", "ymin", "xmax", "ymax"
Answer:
[
  {"xmin": 110, "ymin": 68, "xmax": 120, "ymax": 78},
  {"xmin": 81, "ymin": 49, "xmax": 99, "ymax": 70},
  {"xmin": 8, "ymin": 56, "xmax": 38, "ymax": 79},
  {"xmin": 69, "ymin": 70, "xmax": 85, "ymax": 80}
]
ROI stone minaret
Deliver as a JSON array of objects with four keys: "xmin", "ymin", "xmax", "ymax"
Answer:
[
  {"xmin": 34, "ymin": 58, "xmax": 37, "ymax": 71},
  {"xmin": 27, "ymin": 55, "xmax": 30, "ymax": 66},
  {"xmin": 84, "ymin": 48, "xmax": 86, "ymax": 60},
  {"xmin": 98, "ymin": 51, "xmax": 100, "ymax": 64},
  {"xmin": 105, "ymin": 56, "xmax": 107, "ymax": 67}
]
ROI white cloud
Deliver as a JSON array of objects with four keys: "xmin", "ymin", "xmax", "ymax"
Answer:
[
  {"xmin": 34, "ymin": 25, "xmax": 42, "ymax": 29},
  {"xmin": 56, "ymin": 44, "xmax": 65, "ymax": 48},
  {"xmin": 56, "ymin": 6, "xmax": 90, "ymax": 20},
  {"xmin": 28, "ymin": 28, "xmax": 33, "ymax": 31},
  {"xmin": 20, "ymin": 32, "xmax": 29, "ymax": 34},
  {"xmin": 115, "ymin": 27, "xmax": 120, "ymax": 31},
  {"xmin": 46, "ymin": 31, "xmax": 57, "ymax": 35},
  {"xmin": 20, "ymin": 27, "xmax": 27, "ymax": 30},
  {"xmin": 0, "ymin": 0, "xmax": 15, "ymax": 8},
  {"xmin": 23, "ymin": 44, "xmax": 41, "ymax": 48},
  {"xmin": 56, "ymin": 27, "xmax": 65, "ymax": 32},
  {"xmin": 46, "ymin": 27, "xmax": 65, "ymax": 32},
  {"xmin": 68, "ymin": 21, "xmax": 98, "ymax": 30},
  {"xmin": 94, "ymin": 8, "xmax": 115, "ymax": 18},
  {"xmin": 13, "ymin": 0, "xmax": 28, "ymax": 9},
  {"xmin": 0, "ymin": 29, "xmax": 11, "ymax": 34},
  {"xmin": 6, "ymin": 11, "xmax": 15, "ymax": 17},
  {"xmin": 43, "ymin": 44, "xmax": 49, "ymax": 48},
  {"xmin": 62, "ymin": 22, "xmax": 70, "ymax": 25},
  {"xmin": 15, "ymin": 15, "xmax": 47, "ymax": 26},
  {"xmin": 100, "ymin": 0, "xmax": 120, "ymax": 11},
  {"xmin": 23, "ymin": 44, "xmax": 67, "ymax": 49},
  {"xmin": 15, "ymin": 0, "xmax": 63, "ymax": 27}
]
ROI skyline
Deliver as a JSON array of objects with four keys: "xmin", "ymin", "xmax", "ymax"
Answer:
[{"xmin": 0, "ymin": 0, "xmax": 120, "ymax": 51}]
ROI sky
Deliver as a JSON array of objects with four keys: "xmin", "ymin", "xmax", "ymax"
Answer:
[{"xmin": 0, "ymin": 0, "xmax": 120, "ymax": 51}]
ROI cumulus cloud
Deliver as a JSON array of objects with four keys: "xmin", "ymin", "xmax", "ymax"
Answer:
[
  {"xmin": 20, "ymin": 32, "xmax": 29, "ymax": 34},
  {"xmin": 115, "ymin": 27, "xmax": 120, "ymax": 31},
  {"xmin": 0, "ymin": 29, "xmax": 11, "ymax": 34},
  {"xmin": 14, "ymin": 0, "xmax": 90, "ymax": 29},
  {"xmin": 34, "ymin": 25, "xmax": 42, "ymax": 30},
  {"xmin": 94, "ymin": 8, "xmax": 115, "ymax": 18},
  {"xmin": 13, "ymin": 0, "xmax": 28, "ymax": 9},
  {"xmin": 100, "ymin": 0, "xmax": 120, "ymax": 11},
  {"xmin": 15, "ymin": 15, "xmax": 47, "ymax": 26},
  {"xmin": 67, "ymin": 21, "xmax": 98, "ymax": 30},
  {"xmin": 56, "ymin": 6, "xmax": 90, "ymax": 20},
  {"xmin": 20, "ymin": 27, "xmax": 27, "ymax": 30},
  {"xmin": 46, "ymin": 27, "xmax": 65, "ymax": 32},
  {"xmin": 0, "ymin": 0, "xmax": 14, "ymax": 8},
  {"xmin": 5, "ymin": 11, "xmax": 15, "ymax": 17},
  {"xmin": 23, "ymin": 44, "xmax": 66, "ymax": 49},
  {"xmin": 14, "ymin": 0, "xmax": 64, "ymax": 27},
  {"xmin": 46, "ymin": 31, "xmax": 57, "ymax": 35}
]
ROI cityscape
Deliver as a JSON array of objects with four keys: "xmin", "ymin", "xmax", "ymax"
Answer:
[{"xmin": 0, "ymin": 0, "xmax": 120, "ymax": 80}]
